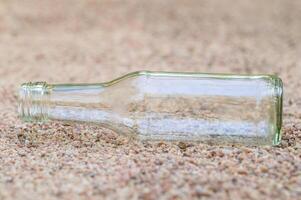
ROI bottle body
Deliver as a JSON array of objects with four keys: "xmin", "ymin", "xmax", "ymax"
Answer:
[{"xmin": 19, "ymin": 71, "xmax": 283, "ymax": 146}]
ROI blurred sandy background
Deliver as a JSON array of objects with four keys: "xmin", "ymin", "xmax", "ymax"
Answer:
[{"xmin": 0, "ymin": 0, "xmax": 300, "ymax": 199}]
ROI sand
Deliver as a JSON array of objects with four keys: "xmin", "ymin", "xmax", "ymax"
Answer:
[{"xmin": 0, "ymin": 0, "xmax": 300, "ymax": 199}]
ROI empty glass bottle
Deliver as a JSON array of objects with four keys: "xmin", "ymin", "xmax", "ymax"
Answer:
[{"xmin": 19, "ymin": 71, "xmax": 283, "ymax": 146}]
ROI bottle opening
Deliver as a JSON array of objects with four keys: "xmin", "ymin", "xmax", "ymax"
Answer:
[{"xmin": 18, "ymin": 82, "xmax": 50, "ymax": 121}]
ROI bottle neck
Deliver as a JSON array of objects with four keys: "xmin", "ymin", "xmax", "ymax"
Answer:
[
  {"xmin": 19, "ymin": 82, "xmax": 50, "ymax": 121},
  {"xmin": 18, "ymin": 82, "xmax": 105, "ymax": 122}
]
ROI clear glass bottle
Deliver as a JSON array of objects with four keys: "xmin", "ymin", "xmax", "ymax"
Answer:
[{"xmin": 18, "ymin": 71, "xmax": 283, "ymax": 146}]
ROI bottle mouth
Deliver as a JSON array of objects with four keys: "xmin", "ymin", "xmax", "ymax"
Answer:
[{"xmin": 18, "ymin": 82, "xmax": 50, "ymax": 121}]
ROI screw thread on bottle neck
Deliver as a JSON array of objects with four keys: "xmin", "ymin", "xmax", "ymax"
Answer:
[{"xmin": 18, "ymin": 82, "xmax": 50, "ymax": 121}]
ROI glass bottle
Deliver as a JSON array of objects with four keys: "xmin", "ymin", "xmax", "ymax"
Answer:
[{"xmin": 18, "ymin": 71, "xmax": 283, "ymax": 146}]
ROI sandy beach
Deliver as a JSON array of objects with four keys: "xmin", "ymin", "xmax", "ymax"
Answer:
[{"xmin": 0, "ymin": 0, "xmax": 300, "ymax": 199}]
